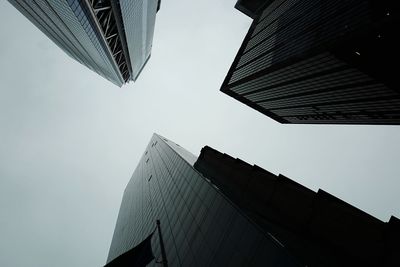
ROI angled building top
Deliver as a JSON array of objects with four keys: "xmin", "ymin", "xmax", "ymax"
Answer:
[
  {"xmin": 235, "ymin": 0, "xmax": 275, "ymax": 18},
  {"xmin": 195, "ymin": 145, "xmax": 400, "ymax": 266}
]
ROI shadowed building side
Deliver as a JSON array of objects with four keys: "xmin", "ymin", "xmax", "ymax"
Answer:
[
  {"xmin": 235, "ymin": 0, "xmax": 274, "ymax": 18},
  {"xmin": 222, "ymin": 0, "xmax": 400, "ymax": 124},
  {"xmin": 194, "ymin": 146, "xmax": 400, "ymax": 266}
]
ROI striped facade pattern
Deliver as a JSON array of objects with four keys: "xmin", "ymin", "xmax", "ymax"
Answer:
[
  {"xmin": 7, "ymin": 0, "xmax": 159, "ymax": 86},
  {"xmin": 107, "ymin": 134, "xmax": 299, "ymax": 266},
  {"xmin": 222, "ymin": 0, "xmax": 400, "ymax": 124},
  {"xmin": 119, "ymin": 0, "xmax": 158, "ymax": 81}
]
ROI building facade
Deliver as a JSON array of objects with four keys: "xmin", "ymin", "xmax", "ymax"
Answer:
[
  {"xmin": 106, "ymin": 134, "xmax": 299, "ymax": 266},
  {"xmin": 195, "ymin": 146, "xmax": 399, "ymax": 266},
  {"xmin": 7, "ymin": 0, "xmax": 160, "ymax": 86},
  {"xmin": 222, "ymin": 0, "xmax": 400, "ymax": 124},
  {"xmin": 107, "ymin": 134, "xmax": 399, "ymax": 266}
]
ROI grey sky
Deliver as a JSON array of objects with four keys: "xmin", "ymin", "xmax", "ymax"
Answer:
[{"xmin": 0, "ymin": 0, "xmax": 399, "ymax": 266}]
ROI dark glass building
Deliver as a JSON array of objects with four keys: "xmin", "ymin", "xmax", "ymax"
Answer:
[
  {"xmin": 7, "ymin": 0, "xmax": 160, "ymax": 86},
  {"xmin": 106, "ymin": 134, "xmax": 399, "ymax": 266},
  {"xmin": 235, "ymin": 0, "xmax": 273, "ymax": 18},
  {"xmin": 222, "ymin": 0, "xmax": 400, "ymax": 124}
]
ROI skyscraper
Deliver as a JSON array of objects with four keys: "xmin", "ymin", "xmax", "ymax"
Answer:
[
  {"xmin": 106, "ymin": 134, "xmax": 399, "ymax": 266},
  {"xmin": 221, "ymin": 0, "xmax": 400, "ymax": 124},
  {"xmin": 7, "ymin": 0, "xmax": 160, "ymax": 86}
]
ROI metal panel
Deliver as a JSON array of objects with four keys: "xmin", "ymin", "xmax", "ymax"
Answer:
[{"xmin": 119, "ymin": 0, "xmax": 158, "ymax": 80}]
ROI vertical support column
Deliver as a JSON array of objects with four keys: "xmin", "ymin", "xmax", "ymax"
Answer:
[{"xmin": 156, "ymin": 220, "xmax": 168, "ymax": 267}]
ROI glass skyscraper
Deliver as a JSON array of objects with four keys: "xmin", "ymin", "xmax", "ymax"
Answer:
[
  {"xmin": 107, "ymin": 134, "xmax": 399, "ymax": 266},
  {"xmin": 106, "ymin": 134, "xmax": 299, "ymax": 266},
  {"xmin": 7, "ymin": 0, "xmax": 160, "ymax": 86},
  {"xmin": 222, "ymin": 0, "xmax": 399, "ymax": 124}
]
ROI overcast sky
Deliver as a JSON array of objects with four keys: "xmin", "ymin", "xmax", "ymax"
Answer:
[{"xmin": 0, "ymin": 1, "xmax": 399, "ymax": 266}]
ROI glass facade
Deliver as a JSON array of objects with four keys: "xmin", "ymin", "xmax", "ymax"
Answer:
[
  {"xmin": 107, "ymin": 134, "xmax": 299, "ymax": 266},
  {"xmin": 7, "ymin": 0, "xmax": 159, "ymax": 86},
  {"xmin": 119, "ymin": 0, "xmax": 158, "ymax": 81},
  {"xmin": 221, "ymin": 0, "xmax": 400, "ymax": 124}
]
